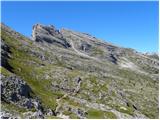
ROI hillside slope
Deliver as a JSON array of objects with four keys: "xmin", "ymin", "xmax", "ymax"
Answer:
[{"xmin": 1, "ymin": 23, "xmax": 159, "ymax": 119}]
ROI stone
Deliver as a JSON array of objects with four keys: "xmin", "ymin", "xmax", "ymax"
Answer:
[
  {"xmin": 32, "ymin": 24, "xmax": 71, "ymax": 48},
  {"xmin": 46, "ymin": 109, "xmax": 55, "ymax": 116},
  {"xmin": 1, "ymin": 23, "xmax": 159, "ymax": 119}
]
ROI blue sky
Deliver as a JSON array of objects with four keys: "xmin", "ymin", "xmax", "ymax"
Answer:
[{"xmin": 1, "ymin": 1, "xmax": 158, "ymax": 53}]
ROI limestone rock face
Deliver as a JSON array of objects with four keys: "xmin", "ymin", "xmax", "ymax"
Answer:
[
  {"xmin": 32, "ymin": 24, "xmax": 71, "ymax": 48},
  {"xmin": 1, "ymin": 23, "xmax": 159, "ymax": 119},
  {"xmin": 1, "ymin": 74, "xmax": 44, "ymax": 118},
  {"xmin": 1, "ymin": 40, "xmax": 12, "ymax": 71}
]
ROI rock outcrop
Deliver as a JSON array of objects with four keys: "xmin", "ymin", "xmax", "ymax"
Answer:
[
  {"xmin": 32, "ymin": 24, "xmax": 71, "ymax": 48},
  {"xmin": 1, "ymin": 74, "xmax": 45, "ymax": 118},
  {"xmin": 1, "ymin": 23, "xmax": 159, "ymax": 119}
]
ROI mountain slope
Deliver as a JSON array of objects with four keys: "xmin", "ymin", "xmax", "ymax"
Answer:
[{"xmin": 1, "ymin": 23, "xmax": 159, "ymax": 119}]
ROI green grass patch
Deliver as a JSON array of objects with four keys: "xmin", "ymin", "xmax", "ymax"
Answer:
[
  {"xmin": 104, "ymin": 111, "xmax": 117, "ymax": 119},
  {"xmin": 63, "ymin": 111, "xmax": 79, "ymax": 119},
  {"xmin": 2, "ymin": 102, "xmax": 28, "ymax": 113},
  {"xmin": 87, "ymin": 75, "xmax": 97, "ymax": 85},
  {"xmin": 45, "ymin": 115, "xmax": 61, "ymax": 119},
  {"xmin": 87, "ymin": 109, "xmax": 117, "ymax": 119},
  {"xmin": 91, "ymin": 47, "xmax": 104, "ymax": 56},
  {"xmin": 1, "ymin": 67, "xmax": 13, "ymax": 77},
  {"xmin": 67, "ymin": 70, "xmax": 80, "ymax": 79}
]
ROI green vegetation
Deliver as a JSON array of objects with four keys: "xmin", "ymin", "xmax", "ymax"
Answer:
[
  {"xmin": 63, "ymin": 97, "xmax": 81, "ymax": 107},
  {"xmin": 1, "ymin": 102, "xmax": 30, "ymax": 118},
  {"xmin": 91, "ymin": 47, "xmax": 104, "ymax": 56},
  {"xmin": 129, "ymin": 57, "xmax": 159, "ymax": 74},
  {"xmin": 45, "ymin": 115, "xmax": 61, "ymax": 119},
  {"xmin": 88, "ymin": 75, "xmax": 97, "ymax": 84},
  {"xmin": 141, "ymin": 108, "xmax": 158, "ymax": 119},
  {"xmin": 1, "ymin": 25, "xmax": 158, "ymax": 119},
  {"xmin": 140, "ymin": 101, "xmax": 159, "ymax": 119},
  {"xmin": 1, "ymin": 31, "xmax": 64, "ymax": 110},
  {"xmin": 55, "ymin": 56, "xmax": 66, "ymax": 67},
  {"xmin": 104, "ymin": 111, "xmax": 117, "ymax": 119},
  {"xmin": 87, "ymin": 109, "xmax": 105, "ymax": 119},
  {"xmin": 87, "ymin": 109, "xmax": 117, "ymax": 119},
  {"xmin": 141, "ymin": 64, "xmax": 158, "ymax": 74},
  {"xmin": 67, "ymin": 70, "xmax": 81, "ymax": 79},
  {"xmin": 1, "ymin": 67, "xmax": 13, "ymax": 77},
  {"xmin": 63, "ymin": 111, "xmax": 79, "ymax": 119},
  {"xmin": 2, "ymin": 102, "xmax": 28, "ymax": 113}
]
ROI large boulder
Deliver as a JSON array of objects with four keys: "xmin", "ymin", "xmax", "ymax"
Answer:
[{"xmin": 1, "ymin": 75, "xmax": 43, "ymax": 111}]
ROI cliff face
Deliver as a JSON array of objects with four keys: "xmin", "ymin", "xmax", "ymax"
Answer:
[{"xmin": 1, "ymin": 23, "xmax": 159, "ymax": 119}]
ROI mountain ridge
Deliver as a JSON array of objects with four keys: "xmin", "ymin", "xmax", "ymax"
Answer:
[
  {"xmin": 2, "ymin": 22, "xmax": 157, "ymax": 54},
  {"xmin": 1, "ymin": 23, "xmax": 159, "ymax": 119}
]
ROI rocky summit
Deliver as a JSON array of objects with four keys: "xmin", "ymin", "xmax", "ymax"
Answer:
[{"xmin": 0, "ymin": 23, "xmax": 159, "ymax": 119}]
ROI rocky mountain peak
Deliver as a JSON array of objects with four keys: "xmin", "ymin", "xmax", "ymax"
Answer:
[
  {"xmin": 32, "ymin": 23, "xmax": 70, "ymax": 48},
  {"xmin": 32, "ymin": 23, "xmax": 59, "ymax": 40},
  {"xmin": 1, "ymin": 23, "xmax": 159, "ymax": 119}
]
